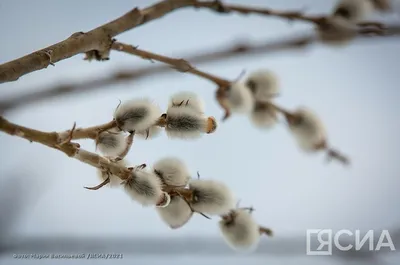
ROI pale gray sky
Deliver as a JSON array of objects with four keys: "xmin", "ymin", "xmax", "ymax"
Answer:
[{"xmin": 0, "ymin": 0, "xmax": 399, "ymax": 264}]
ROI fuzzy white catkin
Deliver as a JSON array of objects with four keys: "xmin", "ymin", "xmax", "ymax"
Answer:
[
  {"xmin": 135, "ymin": 125, "xmax": 162, "ymax": 140},
  {"xmin": 168, "ymin": 91, "xmax": 205, "ymax": 114},
  {"xmin": 244, "ymin": 70, "xmax": 279, "ymax": 100},
  {"xmin": 288, "ymin": 107, "xmax": 327, "ymax": 152},
  {"xmin": 226, "ymin": 82, "xmax": 255, "ymax": 113},
  {"xmin": 165, "ymin": 107, "xmax": 208, "ymax": 139},
  {"xmin": 332, "ymin": 0, "xmax": 375, "ymax": 22},
  {"xmin": 96, "ymin": 131, "xmax": 127, "ymax": 157},
  {"xmin": 189, "ymin": 179, "xmax": 235, "ymax": 215},
  {"xmin": 96, "ymin": 159, "xmax": 127, "ymax": 188},
  {"xmin": 114, "ymin": 98, "xmax": 162, "ymax": 133},
  {"xmin": 153, "ymin": 157, "xmax": 191, "ymax": 187},
  {"xmin": 123, "ymin": 168, "xmax": 164, "ymax": 206},
  {"xmin": 156, "ymin": 196, "xmax": 193, "ymax": 229},
  {"xmin": 219, "ymin": 209, "xmax": 260, "ymax": 251},
  {"xmin": 316, "ymin": 17, "xmax": 358, "ymax": 46},
  {"xmin": 250, "ymin": 104, "xmax": 278, "ymax": 129}
]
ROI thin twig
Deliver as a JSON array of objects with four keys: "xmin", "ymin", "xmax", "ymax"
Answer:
[{"xmin": 111, "ymin": 42, "xmax": 230, "ymax": 87}]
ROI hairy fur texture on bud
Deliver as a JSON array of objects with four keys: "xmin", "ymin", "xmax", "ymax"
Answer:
[
  {"xmin": 287, "ymin": 107, "xmax": 327, "ymax": 152},
  {"xmin": 96, "ymin": 131, "xmax": 126, "ymax": 157},
  {"xmin": 219, "ymin": 209, "xmax": 260, "ymax": 251},
  {"xmin": 96, "ymin": 159, "xmax": 127, "ymax": 188},
  {"xmin": 153, "ymin": 157, "xmax": 191, "ymax": 187},
  {"xmin": 250, "ymin": 102, "xmax": 278, "ymax": 129},
  {"xmin": 226, "ymin": 82, "xmax": 255, "ymax": 113},
  {"xmin": 123, "ymin": 168, "xmax": 163, "ymax": 206},
  {"xmin": 316, "ymin": 17, "xmax": 357, "ymax": 45},
  {"xmin": 156, "ymin": 196, "xmax": 193, "ymax": 229},
  {"xmin": 245, "ymin": 70, "xmax": 279, "ymax": 100},
  {"xmin": 114, "ymin": 99, "xmax": 162, "ymax": 133},
  {"xmin": 169, "ymin": 91, "xmax": 205, "ymax": 113},
  {"xmin": 135, "ymin": 126, "xmax": 162, "ymax": 140},
  {"xmin": 189, "ymin": 179, "xmax": 235, "ymax": 215},
  {"xmin": 165, "ymin": 107, "xmax": 217, "ymax": 139},
  {"xmin": 332, "ymin": 0, "xmax": 374, "ymax": 22}
]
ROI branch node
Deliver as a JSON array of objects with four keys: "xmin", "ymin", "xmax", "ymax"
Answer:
[{"xmin": 41, "ymin": 50, "xmax": 55, "ymax": 66}]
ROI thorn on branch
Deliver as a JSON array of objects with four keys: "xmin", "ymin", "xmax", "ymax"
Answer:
[
  {"xmin": 84, "ymin": 176, "xmax": 111, "ymax": 190},
  {"xmin": 326, "ymin": 148, "xmax": 350, "ymax": 166},
  {"xmin": 58, "ymin": 122, "xmax": 77, "ymax": 146}
]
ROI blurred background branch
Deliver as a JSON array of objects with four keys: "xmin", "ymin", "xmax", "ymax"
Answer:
[{"xmin": 1, "ymin": 24, "xmax": 400, "ymax": 114}]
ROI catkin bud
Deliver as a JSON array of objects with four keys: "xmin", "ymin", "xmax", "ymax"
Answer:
[
  {"xmin": 287, "ymin": 107, "xmax": 327, "ymax": 152},
  {"xmin": 95, "ymin": 131, "xmax": 127, "ymax": 157},
  {"xmin": 245, "ymin": 70, "xmax": 279, "ymax": 100},
  {"xmin": 169, "ymin": 91, "xmax": 205, "ymax": 113},
  {"xmin": 164, "ymin": 107, "xmax": 217, "ymax": 139},
  {"xmin": 189, "ymin": 179, "xmax": 235, "ymax": 215},
  {"xmin": 96, "ymin": 158, "xmax": 127, "ymax": 188},
  {"xmin": 123, "ymin": 167, "xmax": 164, "ymax": 206},
  {"xmin": 219, "ymin": 209, "xmax": 261, "ymax": 251},
  {"xmin": 225, "ymin": 82, "xmax": 255, "ymax": 113},
  {"xmin": 156, "ymin": 196, "xmax": 193, "ymax": 229},
  {"xmin": 114, "ymin": 99, "xmax": 162, "ymax": 133},
  {"xmin": 250, "ymin": 102, "xmax": 278, "ymax": 129},
  {"xmin": 153, "ymin": 157, "xmax": 191, "ymax": 187},
  {"xmin": 316, "ymin": 17, "xmax": 358, "ymax": 45},
  {"xmin": 332, "ymin": 0, "xmax": 374, "ymax": 22}
]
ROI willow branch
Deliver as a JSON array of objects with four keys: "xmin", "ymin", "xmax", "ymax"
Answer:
[
  {"xmin": 0, "ymin": 34, "xmax": 314, "ymax": 113},
  {"xmin": 0, "ymin": 0, "xmax": 390, "ymax": 84},
  {"xmin": 58, "ymin": 120, "xmax": 117, "ymax": 141},
  {"xmin": 3, "ymin": 22, "xmax": 400, "ymax": 114},
  {"xmin": 0, "ymin": 0, "xmax": 204, "ymax": 83},
  {"xmin": 112, "ymin": 42, "xmax": 231, "ymax": 87},
  {"xmin": 0, "ymin": 115, "xmax": 195, "ymax": 197}
]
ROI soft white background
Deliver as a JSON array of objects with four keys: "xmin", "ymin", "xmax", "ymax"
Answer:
[{"xmin": 0, "ymin": 0, "xmax": 399, "ymax": 264}]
